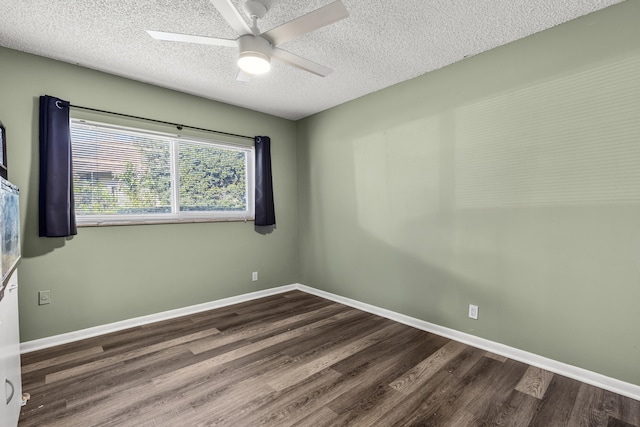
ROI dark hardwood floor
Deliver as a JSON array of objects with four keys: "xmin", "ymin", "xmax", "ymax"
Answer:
[{"xmin": 19, "ymin": 291, "xmax": 640, "ymax": 426}]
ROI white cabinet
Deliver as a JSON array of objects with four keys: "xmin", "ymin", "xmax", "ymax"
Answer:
[{"xmin": 0, "ymin": 271, "xmax": 21, "ymax": 427}]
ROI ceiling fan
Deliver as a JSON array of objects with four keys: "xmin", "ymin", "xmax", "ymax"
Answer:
[{"xmin": 147, "ymin": 0, "xmax": 349, "ymax": 81}]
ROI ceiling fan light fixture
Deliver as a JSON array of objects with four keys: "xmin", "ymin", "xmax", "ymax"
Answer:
[
  {"xmin": 237, "ymin": 34, "xmax": 272, "ymax": 75},
  {"xmin": 147, "ymin": 0, "xmax": 349, "ymax": 79},
  {"xmin": 238, "ymin": 52, "xmax": 271, "ymax": 74}
]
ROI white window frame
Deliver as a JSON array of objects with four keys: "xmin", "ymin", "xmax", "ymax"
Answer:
[{"xmin": 71, "ymin": 119, "xmax": 255, "ymax": 226}]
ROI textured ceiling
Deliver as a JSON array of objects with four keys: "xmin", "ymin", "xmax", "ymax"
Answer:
[{"xmin": 0, "ymin": 0, "xmax": 623, "ymax": 120}]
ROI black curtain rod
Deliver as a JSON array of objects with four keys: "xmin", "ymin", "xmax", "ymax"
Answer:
[{"xmin": 69, "ymin": 104, "xmax": 254, "ymax": 140}]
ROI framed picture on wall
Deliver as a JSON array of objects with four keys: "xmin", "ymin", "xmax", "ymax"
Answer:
[{"xmin": 0, "ymin": 121, "xmax": 6, "ymax": 179}]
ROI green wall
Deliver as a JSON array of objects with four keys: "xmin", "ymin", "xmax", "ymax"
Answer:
[
  {"xmin": 0, "ymin": 47, "xmax": 298, "ymax": 342},
  {"xmin": 297, "ymin": 1, "xmax": 640, "ymax": 386}
]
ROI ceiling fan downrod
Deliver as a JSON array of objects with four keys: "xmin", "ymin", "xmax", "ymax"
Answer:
[{"xmin": 243, "ymin": 0, "xmax": 267, "ymax": 34}]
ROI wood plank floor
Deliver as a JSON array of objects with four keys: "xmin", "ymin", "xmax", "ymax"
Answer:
[{"xmin": 19, "ymin": 291, "xmax": 640, "ymax": 426}]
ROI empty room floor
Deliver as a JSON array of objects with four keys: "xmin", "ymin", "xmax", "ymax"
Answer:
[{"xmin": 18, "ymin": 291, "xmax": 640, "ymax": 426}]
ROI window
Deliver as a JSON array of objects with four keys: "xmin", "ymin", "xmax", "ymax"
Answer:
[{"xmin": 71, "ymin": 119, "xmax": 254, "ymax": 225}]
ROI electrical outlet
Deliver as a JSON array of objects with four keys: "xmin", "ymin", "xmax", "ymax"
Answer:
[
  {"xmin": 252, "ymin": 271, "xmax": 258, "ymax": 281},
  {"xmin": 39, "ymin": 290, "xmax": 51, "ymax": 305},
  {"xmin": 468, "ymin": 304, "xmax": 478, "ymax": 320}
]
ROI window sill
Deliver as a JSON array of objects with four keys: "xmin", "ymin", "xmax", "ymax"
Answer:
[{"xmin": 77, "ymin": 216, "xmax": 255, "ymax": 227}]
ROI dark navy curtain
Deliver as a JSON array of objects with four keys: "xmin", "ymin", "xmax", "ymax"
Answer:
[
  {"xmin": 39, "ymin": 95, "xmax": 77, "ymax": 237},
  {"xmin": 254, "ymin": 136, "xmax": 275, "ymax": 226}
]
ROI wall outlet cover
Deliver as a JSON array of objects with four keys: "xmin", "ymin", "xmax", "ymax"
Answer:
[{"xmin": 469, "ymin": 304, "xmax": 479, "ymax": 320}]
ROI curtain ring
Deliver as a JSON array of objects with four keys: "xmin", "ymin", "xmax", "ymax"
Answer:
[{"xmin": 55, "ymin": 100, "xmax": 64, "ymax": 110}]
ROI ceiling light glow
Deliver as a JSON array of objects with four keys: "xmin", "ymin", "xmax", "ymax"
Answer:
[{"xmin": 238, "ymin": 52, "xmax": 271, "ymax": 75}]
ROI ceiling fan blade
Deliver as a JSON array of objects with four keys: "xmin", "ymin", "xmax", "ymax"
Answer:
[
  {"xmin": 236, "ymin": 69, "xmax": 252, "ymax": 82},
  {"xmin": 147, "ymin": 30, "xmax": 236, "ymax": 47},
  {"xmin": 264, "ymin": 0, "xmax": 349, "ymax": 46},
  {"xmin": 271, "ymin": 48, "xmax": 332, "ymax": 77},
  {"xmin": 210, "ymin": 0, "xmax": 252, "ymax": 35}
]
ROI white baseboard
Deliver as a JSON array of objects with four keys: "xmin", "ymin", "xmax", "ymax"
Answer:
[
  {"xmin": 295, "ymin": 284, "xmax": 640, "ymax": 402},
  {"xmin": 21, "ymin": 282, "xmax": 640, "ymax": 401},
  {"xmin": 19, "ymin": 284, "xmax": 297, "ymax": 354}
]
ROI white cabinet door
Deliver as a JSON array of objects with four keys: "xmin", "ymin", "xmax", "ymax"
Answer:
[{"xmin": 0, "ymin": 272, "xmax": 21, "ymax": 427}]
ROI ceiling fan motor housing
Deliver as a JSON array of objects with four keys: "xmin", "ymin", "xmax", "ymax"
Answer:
[{"xmin": 238, "ymin": 34, "xmax": 272, "ymax": 74}]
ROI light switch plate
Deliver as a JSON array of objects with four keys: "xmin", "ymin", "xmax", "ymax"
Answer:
[{"xmin": 39, "ymin": 290, "xmax": 51, "ymax": 305}]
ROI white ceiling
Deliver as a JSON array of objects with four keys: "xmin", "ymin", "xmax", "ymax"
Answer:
[{"xmin": 0, "ymin": 0, "xmax": 623, "ymax": 120}]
